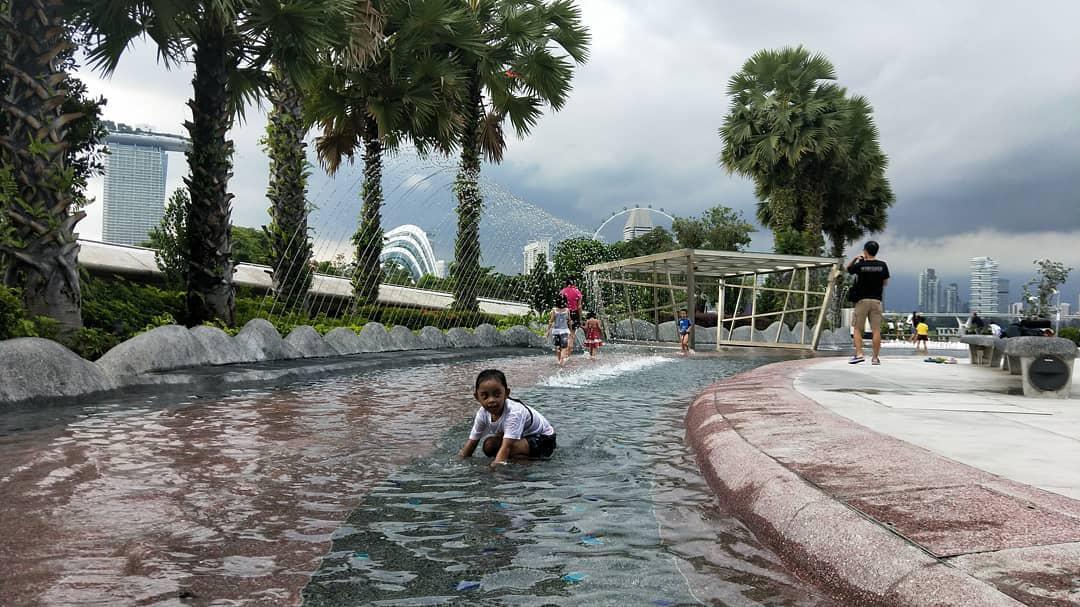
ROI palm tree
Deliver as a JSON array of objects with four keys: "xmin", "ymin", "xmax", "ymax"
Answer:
[
  {"xmin": 0, "ymin": 0, "xmax": 106, "ymax": 334},
  {"xmin": 719, "ymin": 46, "xmax": 849, "ymax": 256},
  {"xmin": 306, "ymin": 0, "xmax": 474, "ymax": 306},
  {"xmin": 450, "ymin": 0, "xmax": 589, "ymax": 311},
  {"xmin": 262, "ymin": 1, "xmax": 382, "ymax": 311},
  {"xmin": 71, "ymin": 0, "xmax": 338, "ymax": 326},
  {"xmin": 820, "ymin": 96, "xmax": 894, "ymax": 258}
]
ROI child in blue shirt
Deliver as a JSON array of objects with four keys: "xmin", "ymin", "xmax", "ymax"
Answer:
[{"xmin": 677, "ymin": 309, "xmax": 693, "ymax": 356}]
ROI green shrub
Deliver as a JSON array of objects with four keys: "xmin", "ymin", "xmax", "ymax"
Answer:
[
  {"xmin": 0, "ymin": 284, "xmax": 25, "ymax": 340},
  {"xmin": 1059, "ymin": 326, "xmax": 1080, "ymax": 346},
  {"xmin": 70, "ymin": 327, "xmax": 121, "ymax": 359},
  {"xmin": 82, "ymin": 276, "xmax": 185, "ymax": 337}
]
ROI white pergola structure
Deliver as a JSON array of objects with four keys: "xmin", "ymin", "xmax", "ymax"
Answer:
[{"xmin": 584, "ymin": 249, "xmax": 843, "ymax": 350}]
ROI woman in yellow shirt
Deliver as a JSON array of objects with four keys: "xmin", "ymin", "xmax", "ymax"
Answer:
[{"xmin": 915, "ymin": 320, "xmax": 930, "ymax": 354}]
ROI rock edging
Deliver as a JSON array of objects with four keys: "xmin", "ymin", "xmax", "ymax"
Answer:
[
  {"xmin": 0, "ymin": 322, "xmax": 545, "ymax": 407},
  {"xmin": 684, "ymin": 359, "xmax": 1025, "ymax": 606}
]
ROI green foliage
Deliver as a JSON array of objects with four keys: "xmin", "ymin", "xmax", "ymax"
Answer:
[
  {"xmin": 146, "ymin": 188, "xmax": 189, "ymax": 290},
  {"xmin": 1059, "ymin": 326, "xmax": 1080, "ymax": 346},
  {"xmin": 81, "ymin": 276, "xmax": 185, "ymax": 337},
  {"xmin": 69, "ymin": 327, "xmax": 120, "ymax": 360},
  {"xmin": 0, "ymin": 284, "xmax": 23, "ymax": 339},
  {"xmin": 232, "ymin": 226, "xmax": 273, "ymax": 265},
  {"xmin": 553, "ymin": 237, "xmax": 612, "ymax": 285},
  {"xmin": 671, "ymin": 206, "xmax": 755, "ymax": 251},
  {"xmin": 524, "ymin": 254, "xmax": 556, "ymax": 313},
  {"xmin": 1020, "ymin": 259, "xmax": 1072, "ymax": 319},
  {"xmin": 610, "ymin": 227, "xmax": 678, "ymax": 259}
]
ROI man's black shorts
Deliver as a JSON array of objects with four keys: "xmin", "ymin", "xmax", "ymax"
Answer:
[
  {"xmin": 525, "ymin": 433, "xmax": 557, "ymax": 459},
  {"xmin": 569, "ymin": 310, "xmax": 581, "ymax": 329}
]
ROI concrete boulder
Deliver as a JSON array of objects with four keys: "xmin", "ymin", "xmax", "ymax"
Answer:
[
  {"xmin": 235, "ymin": 319, "xmax": 302, "ymax": 361},
  {"xmin": 528, "ymin": 330, "xmax": 548, "ymax": 349},
  {"xmin": 0, "ymin": 338, "xmax": 114, "ymax": 404},
  {"xmin": 658, "ymin": 321, "xmax": 678, "ymax": 342},
  {"xmin": 730, "ymin": 325, "xmax": 753, "ymax": 342},
  {"xmin": 418, "ymin": 326, "xmax": 451, "ymax": 349},
  {"xmin": 358, "ymin": 322, "xmax": 394, "ymax": 352},
  {"xmin": 474, "ymin": 324, "xmax": 499, "ymax": 347},
  {"xmin": 389, "ymin": 325, "xmax": 423, "ymax": 350},
  {"xmin": 190, "ymin": 325, "xmax": 248, "ymax": 365},
  {"xmin": 499, "ymin": 325, "xmax": 534, "ymax": 347},
  {"xmin": 324, "ymin": 327, "xmax": 363, "ymax": 355},
  {"xmin": 98, "ymin": 325, "xmax": 213, "ymax": 378},
  {"xmin": 446, "ymin": 327, "xmax": 478, "ymax": 348},
  {"xmin": 285, "ymin": 325, "xmax": 337, "ymax": 358},
  {"xmin": 763, "ymin": 321, "xmax": 783, "ymax": 342},
  {"xmin": 615, "ymin": 319, "xmax": 656, "ymax": 340}
]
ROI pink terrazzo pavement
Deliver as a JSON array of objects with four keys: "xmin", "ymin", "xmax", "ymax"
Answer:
[{"xmin": 685, "ymin": 358, "xmax": 1080, "ymax": 607}]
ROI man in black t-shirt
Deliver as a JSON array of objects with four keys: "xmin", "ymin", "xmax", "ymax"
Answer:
[{"xmin": 846, "ymin": 240, "xmax": 890, "ymax": 365}]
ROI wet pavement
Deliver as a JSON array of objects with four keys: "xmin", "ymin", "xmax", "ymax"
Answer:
[{"xmin": 0, "ymin": 348, "xmax": 830, "ymax": 606}]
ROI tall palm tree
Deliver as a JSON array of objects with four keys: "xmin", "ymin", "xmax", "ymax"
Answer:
[
  {"xmin": 307, "ymin": 0, "xmax": 475, "ymax": 306},
  {"xmin": 820, "ymin": 96, "xmax": 894, "ymax": 258},
  {"xmin": 0, "ymin": 0, "xmax": 106, "ymax": 334},
  {"xmin": 262, "ymin": 1, "xmax": 382, "ymax": 311},
  {"xmin": 71, "ymin": 0, "xmax": 338, "ymax": 326},
  {"xmin": 450, "ymin": 0, "xmax": 589, "ymax": 311},
  {"xmin": 719, "ymin": 46, "xmax": 849, "ymax": 256}
]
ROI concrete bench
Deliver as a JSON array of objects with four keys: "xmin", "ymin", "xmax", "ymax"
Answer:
[
  {"xmin": 960, "ymin": 335, "xmax": 1003, "ymax": 366},
  {"xmin": 1001, "ymin": 337, "xmax": 1077, "ymax": 398}
]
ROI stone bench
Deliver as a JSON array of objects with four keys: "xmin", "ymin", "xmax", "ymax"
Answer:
[
  {"xmin": 960, "ymin": 335, "xmax": 1003, "ymax": 366},
  {"xmin": 1000, "ymin": 337, "xmax": 1077, "ymax": 398}
]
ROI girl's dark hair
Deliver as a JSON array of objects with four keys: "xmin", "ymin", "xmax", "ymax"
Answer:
[
  {"xmin": 587, "ymin": 311, "xmax": 596, "ymax": 319},
  {"xmin": 556, "ymin": 294, "xmax": 568, "ymax": 307},
  {"xmin": 475, "ymin": 369, "xmax": 508, "ymax": 392}
]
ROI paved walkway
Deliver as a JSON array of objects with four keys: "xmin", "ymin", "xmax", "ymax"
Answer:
[
  {"xmin": 685, "ymin": 357, "xmax": 1080, "ymax": 606},
  {"xmin": 794, "ymin": 356, "xmax": 1080, "ymax": 500}
]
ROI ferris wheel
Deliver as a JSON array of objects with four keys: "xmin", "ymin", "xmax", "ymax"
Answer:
[{"xmin": 591, "ymin": 205, "xmax": 676, "ymax": 240}]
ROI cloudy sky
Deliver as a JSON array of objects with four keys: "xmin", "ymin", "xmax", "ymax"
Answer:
[{"xmin": 75, "ymin": 0, "xmax": 1080, "ymax": 310}]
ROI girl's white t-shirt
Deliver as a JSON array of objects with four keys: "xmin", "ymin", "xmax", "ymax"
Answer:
[{"xmin": 469, "ymin": 398, "xmax": 555, "ymax": 441}]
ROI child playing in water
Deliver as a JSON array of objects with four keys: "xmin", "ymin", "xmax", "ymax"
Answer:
[
  {"xmin": 677, "ymin": 309, "xmax": 693, "ymax": 356},
  {"xmin": 914, "ymin": 318, "xmax": 930, "ymax": 354},
  {"xmin": 457, "ymin": 369, "xmax": 557, "ymax": 467},
  {"xmin": 583, "ymin": 311, "xmax": 603, "ymax": 359},
  {"xmin": 547, "ymin": 295, "xmax": 572, "ymax": 366}
]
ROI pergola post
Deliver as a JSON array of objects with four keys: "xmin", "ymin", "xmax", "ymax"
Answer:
[
  {"xmin": 686, "ymin": 251, "xmax": 696, "ymax": 350},
  {"xmin": 716, "ymin": 278, "xmax": 725, "ymax": 347},
  {"xmin": 811, "ymin": 264, "xmax": 842, "ymax": 349},
  {"xmin": 652, "ymin": 262, "xmax": 660, "ymax": 341}
]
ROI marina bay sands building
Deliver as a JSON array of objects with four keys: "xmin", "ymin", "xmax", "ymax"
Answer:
[{"xmin": 102, "ymin": 122, "xmax": 190, "ymax": 245}]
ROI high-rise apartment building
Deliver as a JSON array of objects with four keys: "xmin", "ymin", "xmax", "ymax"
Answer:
[
  {"xmin": 997, "ymin": 279, "xmax": 1011, "ymax": 314},
  {"xmin": 102, "ymin": 123, "xmax": 190, "ymax": 246},
  {"xmin": 969, "ymin": 256, "xmax": 999, "ymax": 314},
  {"xmin": 943, "ymin": 283, "xmax": 960, "ymax": 314},
  {"xmin": 622, "ymin": 208, "xmax": 655, "ymax": 241},
  {"xmin": 1060, "ymin": 302, "xmax": 1072, "ymax": 318},
  {"xmin": 523, "ymin": 239, "xmax": 552, "ymax": 274},
  {"xmin": 918, "ymin": 268, "xmax": 940, "ymax": 313}
]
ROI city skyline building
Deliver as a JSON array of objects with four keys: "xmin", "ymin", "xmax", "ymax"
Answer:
[
  {"xmin": 997, "ymin": 279, "xmax": 1011, "ymax": 314},
  {"xmin": 969, "ymin": 256, "xmax": 1000, "ymax": 314},
  {"xmin": 1061, "ymin": 302, "xmax": 1072, "ymax": 318},
  {"xmin": 1009, "ymin": 301, "xmax": 1025, "ymax": 317},
  {"xmin": 917, "ymin": 268, "xmax": 940, "ymax": 313},
  {"xmin": 943, "ymin": 283, "xmax": 960, "ymax": 314},
  {"xmin": 622, "ymin": 208, "xmax": 654, "ymax": 241},
  {"xmin": 523, "ymin": 239, "xmax": 553, "ymax": 275},
  {"xmin": 101, "ymin": 122, "xmax": 189, "ymax": 246}
]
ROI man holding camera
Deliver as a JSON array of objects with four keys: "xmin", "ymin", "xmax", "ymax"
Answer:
[{"xmin": 847, "ymin": 240, "xmax": 890, "ymax": 365}]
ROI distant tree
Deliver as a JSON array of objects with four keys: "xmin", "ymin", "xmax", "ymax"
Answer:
[
  {"xmin": 231, "ymin": 227, "xmax": 273, "ymax": 265},
  {"xmin": 146, "ymin": 189, "xmax": 190, "ymax": 291},
  {"xmin": 1022, "ymin": 259, "xmax": 1072, "ymax": 319},
  {"xmin": 451, "ymin": 0, "xmax": 591, "ymax": 311},
  {"xmin": 610, "ymin": 227, "xmax": 679, "ymax": 259},
  {"xmin": 671, "ymin": 206, "xmax": 755, "ymax": 251},
  {"xmin": 524, "ymin": 253, "xmax": 556, "ymax": 313},
  {"xmin": 382, "ymin": 263, "xmax": 415, "ymax": 286},
  {"xmin": 553, "ymin": 237, "xmax": 612, "ymax": 286}
]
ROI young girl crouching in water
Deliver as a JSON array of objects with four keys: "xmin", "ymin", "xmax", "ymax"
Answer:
[{"xmin": 457, "ymin": 370, "xmax": 557, "ymax": 467}]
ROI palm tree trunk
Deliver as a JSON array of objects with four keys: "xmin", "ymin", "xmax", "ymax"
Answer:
[
  {"xmin": 452, "ymin": 71, "xmax": 483, "ymax": 312},
  {"xmin": 264, "ymin": 71, "xmax": 312, "ymax": 311},
  {"xmin": 0, "ymin": 0, "xmax": 84, "ymax": 335},
  {"xmin": 352, "ymin": 113, "xmax": 383, "ymax": 306},
  {"xmin": 183, "ymin": 22, "xmax": 236, "ymax": 326}
]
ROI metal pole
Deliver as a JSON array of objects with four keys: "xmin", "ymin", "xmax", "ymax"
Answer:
[
  {"xmin": 652, "ymin": 262, "xmax": 660, "ymax": 341},
  {"xmin": 812, "ymin": 264, "xmax": 841, "ymax": 350},
  {"xmin": 687, "ymin": 252, "xmax": 696, "ymax": 350},
  {"xmin": 717, "ymin": 278, "xmax": 725, "ymax": 348}
]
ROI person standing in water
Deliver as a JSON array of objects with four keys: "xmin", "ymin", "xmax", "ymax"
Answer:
[
  {"xmin": 559, "ymin": 279, "xmax": 584, "ymax": 350},
  {"xmin": 677, "ymin": 309, "xmax": 693, "ymax": 356},
  {"xmin": 583, "ymin": 311, "xmax": 604, "ymax": 359},
  {"xmin": 458, "ymin": 369, "xmax": 557, "ymax": 467},
  {"xmin": 547, "ymin": 295, "xmax": 572, "ymax": 366}
]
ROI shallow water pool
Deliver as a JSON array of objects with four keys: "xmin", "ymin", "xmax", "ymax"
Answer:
[{"xmin": 0, "ymin": 349, "xmax": 830, "ymax": 606}]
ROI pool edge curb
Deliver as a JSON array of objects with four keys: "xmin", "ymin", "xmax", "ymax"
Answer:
[{"xmin": 683, "ymin": 358, "xmax": 1026, "ymax": 607}]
